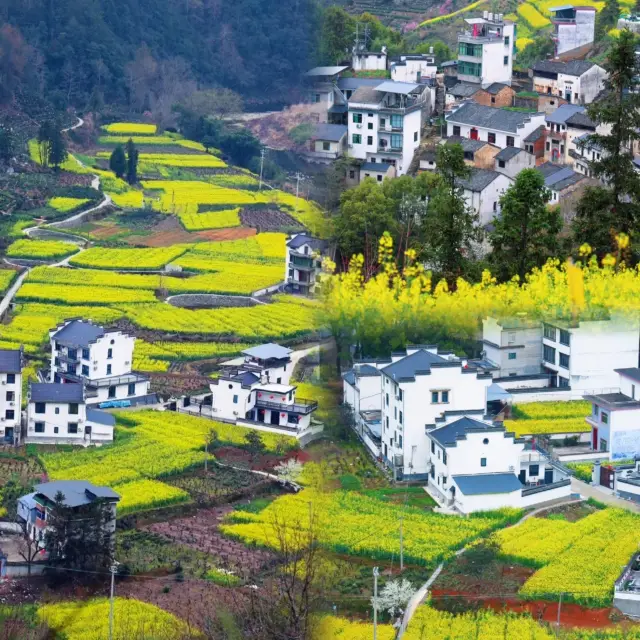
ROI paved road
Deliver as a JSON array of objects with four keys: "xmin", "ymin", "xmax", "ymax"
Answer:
[
  {"xmin": 0, "ymin": 268, "xmax": 29, "ymax": 317},
  {"xmin": 571, "ymin": 477, "xmax": 640, "ymax": 512}
]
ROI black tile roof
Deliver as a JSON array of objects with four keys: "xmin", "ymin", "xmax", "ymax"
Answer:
[
  {"xmin": 616, "ymin": 368, "xmax": 640, "ymax": 383},
  {"xmin": 532, "ymin": 59, "xmax": 597, "ymax": 77},
  {"xmin": 286, "ymin": 233, "xmax": 328, "ymax": 252},
  {"xmin": 457, "ymin": 168, "xmax": 504, "ymax": 192},
  {"xmin": 447, "ymin": 103, "xmax": 543, "ymax": 133},
  {"xmin": 523, "ymin": 126, "xmax": 545, "ymax": 143},
  {"xmin": 313, "ymin": 124, "xmax": 347, "ymax": 142},
  {"xmin": 495, "ymin": 146, "xmax": 524, "ymax": 162},
  {"xmin": 429, "ymin": 416, "xmax": 503, "ymax": 448},
  {"xmin": 453, "ymin": 473, "xmax": 523, "ymax": 495},
  {"xmin": 0, "ymin": 349, "xmax": 21, "ymax": 373},
  {"xmin": 380, "ymin": 349, "xmax": 447, "ymax": 381},
  {"xmin": 484, "ymin": 82, "xmax": 511, "ymax": 95},
  {"xmin": 34, "ymin": 480, "xmax": 119, "ymax": 507},
  {"xmin": 446, "ymin": 136, "xmax": 488, "ymax": 153},
  {"xmin": 52, "ymin": 320, "xmax": 105, "ymax": 347},
  {"xmin": 30, "ymin": 383, "xmax": 84, "ymax": 404}
]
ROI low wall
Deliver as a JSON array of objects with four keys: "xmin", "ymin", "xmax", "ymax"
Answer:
[
  {"xmin": 4, "ymin": 561, "xmax": 46, "ymax": 578},
  {"xmin": 167, "ymin": 294, "xmax": 257, "ymax": 309},
  {"xmin": 521, "ymin": 480, "xmax": 572, "ymax": 508},
  {"xmin": 253, "ymin": 282, "xmax": 283, "ymax": 297},
  {"xmin": 614, "ymin": 592, "xmax": 640, "ymax": 618},
  {"xmin": 557, "ymin": 451, "xmax": 606, "ymax": 463}
]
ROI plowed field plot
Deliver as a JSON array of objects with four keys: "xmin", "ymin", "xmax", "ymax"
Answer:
[
  {"xmin": 142, "ymin": 506, "xmax": 276, "ymax": 576},
  {"xmin": 240, "ymin": 206, "xmax": 304, "ymax": 232}
]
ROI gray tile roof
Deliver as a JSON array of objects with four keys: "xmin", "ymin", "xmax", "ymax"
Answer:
[
  {"xmin": 34, "ymin": 480, "xmax": 120, "ymax": 508},
  {"xmin": 523, "ymin": 126, "xmax": 545, "ymax": 143},
  {"xmin": 52, "ymin": 320, "xmax": 105, "ymax": 347},
  {"xmin": 485, "ymin": 82, "xmax": 511, "ymax": 95},
  {"xmin": 566, "ymin": 111, "xmax": 596, "ymax": 129},
  {"xmin": 447, "ymin": 103, "xmax": 543, "ymax": 133},
  {"xmin": 495, "ymin": 146, "xmax": 523, "ymax": 162},
  {"xmin": 429, "ymin": 416, "xmax": 499, "ymax": 448},
  {"xmin": 306, "ymin": 66, "xmax": 348, "ymax": 77},
  {"xmin": 448, "ymin": 83, "xmax": 479, "ymax": 98},
  {"xmin": 361, "ymin": 161, "xmax": 393, "ymax": 172},
  {"xmin": 546, "ymin": 103, "xmax": 585, "ymax": 125},
  {"xmin": 457, "ymin": 168, "xmax": 504, "ymax": 192},
  {"xmin": 242, "ymin": 343, "xmax": 292, "ymax": 361},
  {"xmin": 0, "ymin": 349, "xmax": 21, "ymax": 374},
  {"xmin": 375, "ymin": 80, "xmax": 420, "ymax": 95},
  {"xmin": 30, "ymin": 383, "xmax": 84, "ymax": 404},
  {"xmin": 349, "ymin": 86, "xmax": 382, "ymax": 105},
  {"xmin": 233, "ymin": 371, "xmax": 260, "ymax": 386},
  {"xmin": 337, "ymin": 78, "xmax": 383, "ymax": 91},
  {"xmin": 532, "ymin": 59, "xmax": 597, "ymax": 77},
  {"xmin": 86, "ymin": 408, "xmax": 116, "ymax": 426},
  {"xmin": 313, "ymin": 124, "xmax": 347, "ymax": 142},
  {"xmin": 356, "ymin": 364, "xmax": 381, "ymax": 376},
  {"xmin": 452, "ymin": 473, "xmax": 523, "ymax": 495},
  {"xmin": 446, "ymin": 136, "xmax": 487, "ymax": 153},
  {"xmin": 286, "ymin": 233, "xmax": 328, "ymax": 252},
  {"xmin": 538, "ymin": 163, "xmax": 583, "ymax": 191},
  {"xmin": 343, "ymin": 370, "xmax": 356, "ymax": 386},
  {"xmin": 615, "ymin": 368, "xmax": 640, "ymax": 383},
  {"xmin": 381, "ymin": 349, "xmax": 447, "ymax": 382}
]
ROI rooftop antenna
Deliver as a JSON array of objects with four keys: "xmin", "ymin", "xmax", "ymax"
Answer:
[{"xmin": 354, "ymin": 22, "xmax": 371, "ymax": 52}]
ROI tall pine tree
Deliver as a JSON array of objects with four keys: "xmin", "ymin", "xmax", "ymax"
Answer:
[
  {"xmin": 125, "ymin": 138, "xmax": 139, "ymax": 185},
  {"xmin": 109, "ymin": 145, "xmax": 126, "ymax": 179},
  {"xmin": 48, "ymin": 119, "xmax": 68, "ymax": 169}
]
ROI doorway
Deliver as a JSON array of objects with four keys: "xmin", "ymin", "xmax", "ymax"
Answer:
[
  {"xmin": 518, "ymin": 469, "xmax": 526, "ymax": 485},
  {"xmin": 4, "ymin": 427, "xmax": 13, "ymax": 443},
  {"xmin": 270, "ymin": 411, "xmax": 280, "ymax": 426},
  {"xmin": 592, "ymin": 426, "xmax": 598, "ymax": 450},
  {"xmin": 470, "ymin": 128, "xmax": 479, "ymax": 140}
]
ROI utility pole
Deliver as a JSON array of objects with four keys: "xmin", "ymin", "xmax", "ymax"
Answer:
[
  {"xmin": 109, "ymin": 561, "xmax": 119, "ymax": 640},
  {"xmin": 294, "ymin": 172, "xmax": 302, "ymax": 214},
  {"xmin": 399, "ymin": 515, "xmax": 404, "ymax": 572},
  {"xmin": 204, "ymin": 439, "xmax": 208, "ymax": 474},
  {"xmin": 259, "ymin": 148, "xmax": 266, "ymax": 191},
  {"xmin": 373, "ymin": 566, "xmax": 380, "ymax": 640},
  {"xmin": 555, "ymin": 592, "xmax": 563, "ymax": 637}
]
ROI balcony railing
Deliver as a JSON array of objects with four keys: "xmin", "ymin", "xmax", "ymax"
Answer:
[
  {"xmin": 377, "ymin": 145, "xmax": 403, "ymax": 154},
  {"xmin": 255, "ymin": 397, "xmax": 318, "ymax": 415},
  {"xmin": 521, "ymin": 477, "xmax": 571, "ymax": 496}
]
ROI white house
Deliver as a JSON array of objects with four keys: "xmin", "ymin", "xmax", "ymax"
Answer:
[
  {"xmin": 50, "ymin": 319, "xmax": 151, "ymax": 407},
  {"xmin": 457, "ymin": 168, "xmax": 512, "ymax": 226},
  {"xmin": 25, "ymin": 383, "xmax": 115, "ymax": 445},
  {"xmin": 457, "ymin": 13, "xmax": 515, "ymax": 87},
  {"xmin": 531, "ymin": 59, "xmax": 606, "ymax": 105},
  {"xmin": 494, "ymin": 147, "xmax": 536, "ymax": 179},
  {"xmin": 221, "ymin": 343, "xmax": 294, "ymax": 386},
  {"xmin": 352, "ymin": 47, "xmax": 388, "ymax": 72},
  {"xmin": 305, "ymin": 66, "xmax": 349, "ymax": 123},
  {"xmin": 585, "ymin": 368, "xmax": 640, "ymax": 460},
  {"xmin": 482, "ymin": 317, "xmax": 543, "ymax": 378},
  {"xmin": 390, "ymin": 53, "xmax": 437, "ymax": 83},
  {"xmin": 376, "ymin": 347, "xmax": 493, "ymax": 480},
  {"xmin": 18, "ymin": 480, "xmax": 119, "ymax": 543},
  {"xmin": 538, "ymin": 162, "xmax": 586, "ymax": 206},
  {"xmin": 359, "ymin": 161, "xmax": 396, "ymax": 183},
  {"xmin": 347, "ymin": 80, "xmax": 429, "ymax": 175},
  {"xmin": 305, "ymin": 124, "xmax": 348, "ymax": 164},
  {"xmin": 0, "ymin": 348, "xmax": 22, "ymax": 445},
  {"xmin": 426, "ymin": 416, "xmax": 571, "ymax": 513},
  {"xmin": 285, "ymin": 233, "xmax": 329, "ymax": 295},
  {"xmin": 549, "ymin": 5, "xmax": 596, "ymax": 58},
  {"xmin": 545, "ymin": 104, "xmax": 598, "ymax": 165},
  {"xmin": 572, "ymin": 133, "xmax": 603, "ymax": 178},
  {"xmin": 542, "ymin": 317, "xmax": 640, "ymax": 392},
  {"xmin": 446, "ymin": 103, "xmax": 546, "ymax": 150}
]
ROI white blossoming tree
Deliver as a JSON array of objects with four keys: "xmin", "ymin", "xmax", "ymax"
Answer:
[{"xmin": 371, "ymin": 578, "xmax": 414, "ymax": 619}]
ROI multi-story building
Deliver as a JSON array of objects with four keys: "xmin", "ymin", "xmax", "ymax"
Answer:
[
  {"xmin": 545, "ymin": 104, "xmax": 598, "ymax": 165},
  {"xmin": 541, "ymin": 317, "xmax": 640, "ymax": 392},
  {"xmin": 347, "ymin": 80, "xmax": 429, "ymax": 175},
  {"xmin": 343, "ymin": 362, "xmax": 383, "ymax": 455},
  {"xmin": 18, "ymin": 480, "xmax": 119, "ymax": 543},
  {"xmin": 572, "ymin": 133, "xmax": 603, "ymax": 178},
  {"xmin": 585, "ymin": 368, "xmax": 640, "ymax": 459},
  {"xmin": 390, "ymin": 53, "xmax": 437, "ymax": 83},
  {"xmin": 219, "ymin": 343, "xmax": 294, "ymax": 385},
  {"xmin": 305, "ymin": 66, "xmax": 349, "ymax": 124},
  {"xmin": 285, "ymin": 233, "xmax": 329, "ymax": 295},
  {"xmin": 531, "ymin": 60, "xmax": 606, "ymax": 105},
  {"xmin": 376, "ymin": 347, "xmax": 493, "ymax": 479},
  {"xmin": 50, "ymin": 319, "xmax": 150, "ymax": 406},
  {"xmin": 0, "ymin": 349, "xmax": 22, "ymax": 445},
  {"xmin": 426, "ymin": 416, "xmax": 570, "ymax": 513},
  {"xmin": 494, "ymin": 147, "xmax": 536, "ymax": 179},
  {"xmin": 457, "ymin": 13, "xmax": 515, "ymax": 87},
  {"xmin": 482, "ymin": 317, "xmax": 543, "ymax": 378},
  {"xmin": 458, "ymin": 168, "xmax": 513, "ymax": 226},
  {"xmin": 25, "ymin": 383, "xmax": 115, "ymax": 445},
  {"xmin": 446, "ymin": 103, "xmax": 547, "ymax": 150},
  {"xmin": 549, "ymin": 5, "xmax": 596, "ymax": 58}
]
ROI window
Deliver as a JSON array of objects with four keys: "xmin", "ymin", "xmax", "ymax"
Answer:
[
  {"xmin": 508, "ymin": 352, "xmax": 517, "ymax": 360},
  {"xmin": 503, "ymin": 56, "xmax": 509, "ymax": 65},
  {"xmin": 5, "ymin": 410, "xmax": 14, "ymax": 420},
  {"xmin": 430, "ymin": 466, "xmax": 435, "ymax": 479},
  {"xmin": 483, "ymin": 438, "xmax": 489, "ymax": 444},
  {"xmin": 352, "ymin": 134, "xmax": 362, "ymax": 144},
  {"xmin": 6, "ymin": 374, "xmax": 14, "ymax": 385},
  {"xmin": 488, "ymin": 132, "xmax": 496, "ymax": 144},
  {"xmin": 453, "ymin": 125, "xmax": 461, "ymax": 136},
  {"xmin": 233, "ymin": 395, "xmax": 238, "ymax": 404},
  {"xmin": 377, "ymin": 175, "xmax": 382, "ymax": 182},
  {"xmin": 431, "ymin": 441, "xmax": 435, "ymax": 454},
  {"xmin": 368, "ymin": 112, "xmax": 374, "ymax": 117},
  {"xmin": 394, "ymin": 406, "xmax": 397, "ymax": 420},
  {"xmin": 543, "ymin": 345, "xmax": 556, "ymax": 364},
  {"xmin": 386, "ymin": 393, "xmax": 389, "ymax": 406},
  {"xmin": 529, "ymin": 464, "xmax": 539, "ymax": 477},
  {"xmin": 600, "ymin": 438, "xmax": 608, "ymax": 452},
  {"xmin": 68, "ymin": 348, "xmax": 77, "ymax": 361},
  {"xmin": 352, "ymin": 113, "xmax": 362, "ymax": 124},
  {"xmin": 443, "ymin": 476, "xmax": 447, "ymax": 487},
  {"xmin": 559, "ymin": 376, "xmax": 569, "ymax": 388},
  {"xmin": 322, "ymin": 141, "xmax": 330, "ymax": 151},
  {"xmin": 391, "ymin": 134, "xmax": 402, "ymax": 149},
  {"xmin": 106, "ymin": 364, "xmax": 112, "ymax": 376},
  {"xmin": 68, "ymin": 423, "xmax": 78, "ymax": 434},
  {"xmin": 386, "ymin": 416, "xmax": 389, "ymax": 429},
  {"xmin": 399, "ymin": 411, "xmax": 403, "ymax": 425},
  {"xmin": 368, "ymin": 122, "xmax": 373, "ymax": 130},
  {"xmin": 6, "ymin": 391, "xmax": 13, "ymax": 401},
  {"xmin": 431, "ymin": 390, "xmax": 450, "ymax": 404},
  {"xmin": 493, "ymin": 201, "xmax": 497, "ymax": 212},
  {"xmin": 601, "ymin": 411, "xmax": 609, "ymax": 424},
  {"xmin": 69, "ymin": 403, "xmax": 78, "ymax": 415},
  {"xmin": 543, "ymin": 324, "xmax": 556, "ymax": 341},
  {"xmin": 82, "ymin": 365, "xmax": 89, "ymax": 376},
  {"xmin": 367, "ymin": 136, "xmax": 373, "ymax": 145},
  {"xmin": 82, "ymin": 348, "xmax": 90, "ymax": 360},
  {"xmin": 559, "ymin": 353, "xmax": 570, "ymax": 369},
  {"xmin": 349, "ymin": 170, "xmax": 355, "ymax": 179},
  {"xmin": 35, "ymin": 402, "xmax": 45, "ymax": 414},
  {"xmin": 107, "ymin": 348, "xmax": 113, "ymax": 359},
  {"xmin": 54, "ymin": 427, "xmax": 58, "ymax": 434},
  {"xmin": 380, "ymin": 118, "xmax": 386, "ymax": 128},
  {"xmin": 441, "ymin": 390, "xmax": 449, "ymax": 403},
  {"xmin": 593, "ymin": 404, "xmax": 599, "ymax": 416},
  {"xmin": 54, "ymin": 357, "xmax": 60, "ymax": 367},
  {"xmin": 35, "ymin": 422, "xmax": 44, "ymax": 433},
  {"xmin": 559, "ymin": 329, "xmax": 570, "ymax": 346},
  {"xmin": 481, "ymin": 457, "xmax": 487, "ymax": 467},
  {"xmin": 55, "ymin": 407, "xmax": 60, "ymax": 415},
  {"xmin": 437, "ymin": 449, "xmax": 441, "ymax": 460},
  {"xmin": 55, "ymin": 342, "xmax": 61, "ymax": 351},
  {"xmin": 506, "ymin": 136, "xmax": 515, "ymax": 147},
  {"xmin": 633, "ymin": 384, "xmax": 636, "ymax": 400},
  {"xmin": 491, "ymin": 96, "xmax": 496, "ymax": 104},
  {"xmin": 414, "ymin": 132, "xmax": 418, "ymax": 142},
  {"xmin": 443, "ymin": 451, "xmax": 447, "ymax": 465},
  {"xmin": 498, "ymin": 160, "xmax": 505, "ymax": 168},
  {"xmin": 505, "ymin": 35, "xmax": 510, "ymax": 45},
  {"xmin": 398, "ymin": 434, "xmax": 403, "ymax": 448},
  {"xmin": 108, "ymin": 386, "xmax": 116, "ymax": 399},
  {"xmin": 431, "ymin": 391, "xmax": 438, "ymax": 403},
  {"xmin": 398, "ymin": 389, "xmax": 403, "ymax": 401},
  {"xmin": 314, "ymin": 93, "xmax": 320, "ymax": 103}
]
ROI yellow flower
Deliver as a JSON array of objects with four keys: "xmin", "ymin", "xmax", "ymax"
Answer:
[{"xmin": 616, "ymin": 232, "xmax": 630, "ymax": 250}]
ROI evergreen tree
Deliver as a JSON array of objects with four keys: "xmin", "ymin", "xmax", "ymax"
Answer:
[
  {"xmin": 424, "ymin": 144, "xmax": 481, "ymax": 287},
  {"xmin": 125, "ymin": 138, "xmax": 139, "ymax": 185},
  {"xmin": 0, "ymin": 125, "xmax": 14, "ymax": 163},
  {"xmin": 596, "ymin": 0, "xmax": 621, "ymax": 38},
  {"xmin": 109, "ymin": 145, "xmax": 126, "ymax": 178},
  {"xmin": 47, "ymin": 120, "xmax": 68, "ymax": 169},
  {"xmin": 488, "ymin": 169, "xmax": 560, "ymax": 282},
  {"xmin": 320, "ymin": 6, "xmax": 356, "ymax": 64},
  {"xmin": 37, "ymin": 120, "xmax": 53, "ymax": 166},
  {"xmin": 572, "ymin": 186, "xmax": 617, "ymax": 257},
  {"xmin": 577, "ymin": 30, "xmax": 640, "ymax": 249}
]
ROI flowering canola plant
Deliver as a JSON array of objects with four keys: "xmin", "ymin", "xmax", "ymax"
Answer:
[
  {"xmin": 0, "ymin": 270, "xmax": 16, "ymax": 294},
  {"xmin": 6, "ymin": 239, "xmax": 79, "ymax": 261},
  {"xmin": 69, "ymin": 245, "xmax": 189, "ymax": 270},
  {"xmin": 48, "ymin": 197, "xmax": 91, "ymax": 212},
  {"xmin": 15, "ymin": 283, "xmax": 157, "ymax": 306},
  {"xmin": 312, "ymin": 616, "xmax": 395, "ymax": 640},
  {"xmin": 102, "ymin": 122, "xmax": 158, "ymax": 135}
]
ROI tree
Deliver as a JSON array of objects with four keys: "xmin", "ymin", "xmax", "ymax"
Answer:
[
  {"xmin": 244, "ymin": 430, "xmax": 266, "ymax": 458},
  {"xmin": 636, "ymin": 0, "xmax": 640, "ymax": 15},
  {"xmin": 371, "ymin": 579, "xmax": 414, "ymax": 620},
  {"xmin": 423, "ymin": 143, "xmax": 480, "ymax": 286},
  {"xmin": 412, "ymin": 40, "xmax": 451, "ymax": 64},
  {"xmin": 16, "ymin": 517, "xmax": 45, "ymax": 581},
  {"xmin": 47, "ymin": 119, "xmax": 67, "ymax": 169},
  {"xmin": 125, "ymin": 138, "xmax": 139, "ymax": 185},
  {"xmin": 320, "ymin": 6, "xmax": 355, "ymax": 64},
  {"xmin": 182, "ymin": 88, "xmax": 243, "ymax": 118},
  {"xmin": 488, "ymin": 169, "xmax": 560, "ymax": 282},
  {"xmin": 0, "ymin": 124, "xmax": 13, "ymax": 162},
  {"xmin": 273, "ymin": 458, "xmax": 303, "ymax": 483},
  {"xmin": 572, "ymin": 186, "xmax": 617, "ymax": 257},
  {"xmin": 37, "ymin": 120, "xmax": 53, "ymax": 166},
  {"xmin": 109, "ymin": 145, "xmax": 126, "ymax": 178},
  {"xmin": 596, "ymin": 0, "xmax": 620, "ymax": 38}
]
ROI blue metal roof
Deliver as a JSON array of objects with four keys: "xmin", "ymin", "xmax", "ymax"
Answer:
[
  {"xmin": 0, "ymin": 349, "xmax": 21, "ymax": 373},
  {"xmin": 30, "ymin": 383, "xmax": 84, "ymax": 404},
  {"xmin": 453, "ymin": 473, "xmax": 523, "ymax": 495},
  {"xmin": 343, "ymin": 371, "xmax": 356, "ymax": 386}
]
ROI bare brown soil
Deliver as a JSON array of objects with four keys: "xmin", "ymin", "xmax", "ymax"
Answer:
[{"xmin": 239, "ymin": 206, "xmax": 303, "ymax": 232}]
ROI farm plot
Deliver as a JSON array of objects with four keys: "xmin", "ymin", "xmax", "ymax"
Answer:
[
  {"xmin": 6, "ymin": 239, "xmax": 79, "ymax": 261},
  {"xmin": 97, "ymin": 151, "xmax": 226, "ymax": 168},
  {"xmin": 99, "ymin": 135, "xmax": 177, "ymax": 145},
  {"xmin": 179, "ymin": 207, "xmax": 241, "ymax": 231},
  {"xmin": 495, "ymin": 508, "xmax": 640, "ymax": 605},
  {"xmin": 504, "ymin": 401, "xmax": 590, "ymax": 436},
  {"xmin": 176, "ymin": 233, "xmax": 286, "ymax": 262},
  {"xmin": 102, "ymin": 122, "xmax": 158, "ymax": 135},
  {"xmin": 0, "ymin": 269, "xmax": 16, "ymax": 295},
  {"xmin": 40, "ymin": 411, "xmax": 296, "ymax": 514},
  {"xmin": 69, "ymin": 245, "xmax": 189, "ymax": 270},
  {"xmin": 313, "ymin": 616, "xmax": 395, "ymax": 640},
  {"xmin": 15, "ymin": 283, "xmax": 157, "ymax": 305},
  {"xmin": 221, "ymin": 489, "xmax": 522, "ymax": 567},
  {"xmin": 48, "ymin": 197, "xmax": 91, "ymax": 212},
  {"xmin": 134, "ymin": 339, "xmax": 251, "ymax": 362},
  {"xmin": 517, "ymin": 3, "xmax": 551, "ymax": 28}
]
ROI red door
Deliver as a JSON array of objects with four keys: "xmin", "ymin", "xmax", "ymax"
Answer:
[
  {"xmin": 470, "ymin": 128, "xmax": 479, "ymax": 140},
  {"xmin": 592, "ymin": 426, "xmax": 598, "ymax": 450}
]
